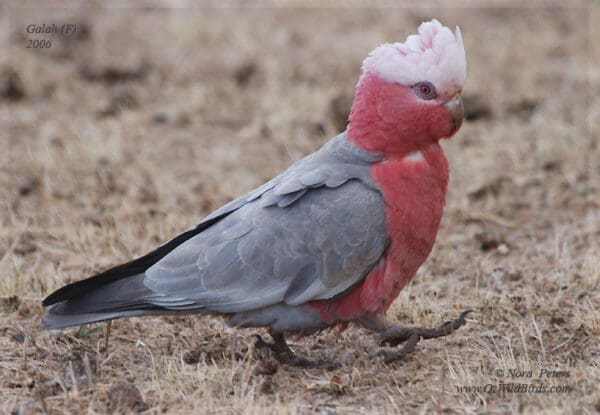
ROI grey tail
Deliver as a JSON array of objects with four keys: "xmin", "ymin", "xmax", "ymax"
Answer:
[
  {"xmin": 42, "ymin": 309, "xmax": 152, "ymax": 330},
  {"xmin": 42, "ymin": 212, "xmax": 232, "ymax": 330},
  {"xmin": 42, "ymin": 274, "xmax": 165, "ymax": 329}
]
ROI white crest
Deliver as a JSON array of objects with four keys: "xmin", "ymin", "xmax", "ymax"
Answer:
[{"xmin": 360, "ymin": 19, "xmax": 467, "ymax": 91}]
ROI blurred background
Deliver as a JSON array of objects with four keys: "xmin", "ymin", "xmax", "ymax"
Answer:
[{"xmin": 1, "ymin": 2, "xmax": 598, "ymax": 414}]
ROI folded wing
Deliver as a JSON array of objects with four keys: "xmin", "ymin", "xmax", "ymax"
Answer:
[{"xmin": 43, "ymin": 133, "xmax": 388, "ymax": 326}]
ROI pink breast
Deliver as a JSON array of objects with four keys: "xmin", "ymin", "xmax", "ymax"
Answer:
[{"xmin": 310, "ymin": 144, "xmax": 449, "ymax": 323}]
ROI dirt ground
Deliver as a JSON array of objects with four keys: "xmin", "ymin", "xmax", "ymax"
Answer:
[{"xmin": 1, "ymin": 1, "xmax": 598, "ymax": 414}]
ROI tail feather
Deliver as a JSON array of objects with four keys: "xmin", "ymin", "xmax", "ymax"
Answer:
[
  {"xmin": 41, "ymin": 211, "xmax": 236, "ymax": 330},
  {"xmin": 42, "ymin": 309, "xmax": 152, "ymax": 329},
  {"xmin": 42, "ymin": 212, "xmax": 230, "ymax": 308},
  {"xmin": 43, "ymin": 273, "xmax": 164, "ymax": 329}
]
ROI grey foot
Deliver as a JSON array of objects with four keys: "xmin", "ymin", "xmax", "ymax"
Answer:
[
  {"xmin": 378, "ymin": 309, "xmax": 473, "ymax": 364},
  {"xmin": 253, "ymin": 333, "xmax": 326, "ymax": 368}
]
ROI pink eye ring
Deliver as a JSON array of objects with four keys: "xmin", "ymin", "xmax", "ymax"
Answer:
[{"xmin": 412, "ymin": 81, "xmax": 437, "ymax": 100}]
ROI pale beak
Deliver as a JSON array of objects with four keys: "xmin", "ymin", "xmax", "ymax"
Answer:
[{"xmin": 443, "ymin": 94, "xmax": 464, "ymax": 132}]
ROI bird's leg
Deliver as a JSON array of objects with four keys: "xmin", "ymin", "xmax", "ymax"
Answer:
[
  {"xmin": 360, "ymin": 310, "xmax": 473, "ymax": 364},
  {"xmin": 253, "ymin": 332, "xmax": 325, "ymax": 368}
]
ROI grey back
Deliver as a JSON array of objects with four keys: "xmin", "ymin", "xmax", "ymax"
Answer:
[{"xmin": 143, "ymin": 132, "xmax": 389, "ymax": 313}]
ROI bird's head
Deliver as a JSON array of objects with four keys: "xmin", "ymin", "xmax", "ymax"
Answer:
[{"xmin": 348, "ymin": 19, "xmax": 467, "ymax": 156}]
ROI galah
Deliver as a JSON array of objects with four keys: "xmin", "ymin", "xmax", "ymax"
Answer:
[{"xmin": 43, "ymin": 19, "xmax": 470, "ymax": 365}]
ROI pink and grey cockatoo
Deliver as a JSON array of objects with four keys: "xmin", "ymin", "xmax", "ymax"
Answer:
[{"xmin": 43, "ymin": 19, "xmax": 469, "ymax": 365}]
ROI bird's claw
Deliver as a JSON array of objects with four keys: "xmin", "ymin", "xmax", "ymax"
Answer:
[
  {"xmin": 380, "ymin": 330, "xmax": 411, "ymax": 347},
  {"xmin": 376, "ymin": 309, "xmax": 474, "ymax": 363},
  {"xmin": 253, "ymin": 333, "xmax": 329, "ymax": 369},
  {"xmin": 459, "ymin": 309, "xmax": 475, "ymax": 320},
  {"xmin": 253, "ymin": 334, "xmax": 269, "ymax": 349}
]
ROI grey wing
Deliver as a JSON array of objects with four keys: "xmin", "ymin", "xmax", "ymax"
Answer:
[
  {"xmin": 144, "ymin": 180, "xmax": 388, "ymax": 313},
  {"xmin": 142, "ymin": 134, "xmax": 388, "ymax": 313}
]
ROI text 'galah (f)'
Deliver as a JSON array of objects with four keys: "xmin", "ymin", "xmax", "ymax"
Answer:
[{"xmin": 43, "ymin": 19, "xmax": 471, "ymax": 365}]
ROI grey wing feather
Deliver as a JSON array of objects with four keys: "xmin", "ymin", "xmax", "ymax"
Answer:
[{"xmin": 143, "ymin": 132, "xmax": 387, "ymax": 313}]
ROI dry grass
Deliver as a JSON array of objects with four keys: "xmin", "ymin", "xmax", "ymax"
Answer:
[{"xmin": 2, "ymin": 2, "xmax": 599, "ymax": 414}]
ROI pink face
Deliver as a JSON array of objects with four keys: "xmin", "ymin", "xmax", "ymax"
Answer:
[
  {"xmin": 376, "ymin": 78, "xmax": 463, "ymax": 140},
  {"xmin": 348, "ymin": 72, "xmax": 464, "ymax": 155}
]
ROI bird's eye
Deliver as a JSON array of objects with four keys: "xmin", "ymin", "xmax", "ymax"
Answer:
[{"xmin": 412, "ymin": 81, "xmax": 437, "ymax": 100}]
